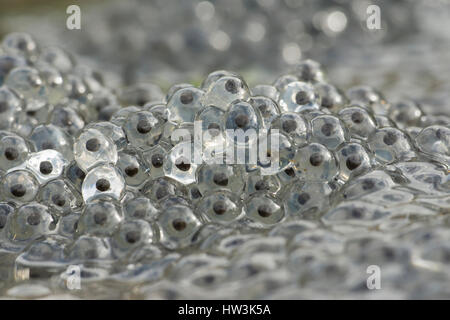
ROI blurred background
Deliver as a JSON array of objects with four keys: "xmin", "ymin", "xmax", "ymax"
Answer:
[{"xmin": 1, "ymin": 0, "xmax": 450, "ymax": 115}]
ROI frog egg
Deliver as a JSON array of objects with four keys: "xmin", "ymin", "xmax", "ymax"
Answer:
[
  {"xmin": 0, "ymin": 54, "xmax": 26, "ymax": 86},
  {"xmin": 186, "ymin": 184, "xmax": 203, "ymax": 203},
  {"xmin": 195, "ymin": 105, "xmax": 226, "ymax": 158},
  {"xmin": 246, "ymin": 169, "xmax": 281, "ymax": 195},
  {"xmin": 50, "ymin": 104, "xmax": 85, "ymax": 136},
  {"xmin": 196, "ymin": 190, "xmax": 244, "ymax": 225},
  {"xmin": 283, "ymin": 181, "xmax": 332, "ymax": 219},
  {"xmin": 21, "ymin": 149, "xmax": 68, "ymax": 184},
  {"xmin": 2, "ymin": 170, "xmax": 39, "ymax": 204},
  {"xmin": 84, "ymin": 89, "xmax": 118, "ymax": 121},
  {"xmin": 144, "ymin": 102, "xmax": 169, "ymax": 123},
  {"xmin": 249, "ymin": 96, "xmax": 280, "ymax": 128},
  {"xmin": 81, "ymin": 165, "xmax": 125, "ymax": 203},
  {"xmin": 341, "ymin": 170, "xmax": 395, "ymax": 200},
  {"xmin": 346, "ymin": 85, "xmax": 388, "ymax": 115},
  {"xmin": 338, "ymin": 105, "xmax": 377, "ymax": 140},
  {"xmin": 65, "ymin": 74, "xmax": 88, "ymax": 102},
  {"xmin": 123, "ymin": 197, "xmax": 159, "ymax": 222},
  {"xmin": 98, "ymin": 105, "xmax": 121, "ymax": 122},
  {"xmin": 76, "ymin": 200, "xmax": 123, "ymax": 237},
  {"xmin": 66, "ymin": 235, "xmax": 112, "ymax": 262},
  {"xmin": 367, "ymin": 127, "xmax": 415, "ymax": 164},
  {"xmin": 272, "ymin": 74, "xmax": 298, "ymax": 92},
  {"xmin": 143, "ymin": 177, "xmax": 182, "ymax": 202},
  {"xmin": 119, "ymin": 83, "xmax": 164, "ymax": 107},
  {"xmin": 56, "ymin": 212, "xmax": 79, "ymax": 238},
  {"xmin": 86, "ymin": 121, "xmax": 127, "ymax": 151},
  {"xmin": 311, "ymin": 114, "xmax": 348, "ymax": 150},
  {"xmin": 278, "ymin": 81, "xmax": 320, "ymax": 113},
  {"xmin": 0, "ymin": 202, "xmax": 14, "ymax": 238},
  {"xmin": 388, "ymin": 100, "xmax": 423, "ymax": 128},
  {"xmin": 415, "ymin": 126, "xmax": 450, "ymax": 167},
  {"xmin": 141, "ymin": 143, "xmax": 170, "ymax": 179},
  {"xmin": 157, "ymin": 205, "xmax": 202, "ymax": 249},
  {"xmin": 251, "ymin": 85, "xmax": 280, "ymax": 102},
  {"xmin": 39, "ymin": 46, "xmax": 74, "ymax": 73},
  {"xmin": 201, "ymin": 70, "xmax": 239, "ymax": 91},
  {"xmin": 29, "ymin": 124, "xmax": 73, "ymax": 161},
  {"xmin": 117, "ymin": 150, "xmax": 149, "ymax": 187},
  {"xmin": 110, "ymin": 106, "xmax": 141, "ymax": 127},
  {"xmin": 244, "ymin": 193, "xmax": 285, "ymax": 229},
  {"xmin": 5, "ymin": 67, "xmax": 47, "ymax": 111},
  {"xmin": 164, "ymin": 141, "xmax": 200, "ymax": 185},
  {"xmin": 167, "ymin": 87, "xmax": 204, "ymax": 123},
  {"xmin": 336, "ymin": 142, "xmax": 372, "ymax": 182},
  {"xmin": 124, "ymin": 111, "xmax": 163, "ymax": 149},
  {"xmin": 322, "ymin": 201, "xmax": 390, "ymax": 227},
  {"xmin": 111, "ymin": 220, "xmax": 153, "ymax": 258},
  {"xmin": 38, "ymin": 179, "xmax": 79, "ymax": 216},
  {"xmin": 37, "ymin": 65, "xmax": 66, "ymax": 105},
  {"xmin": 7, "ymin": 203, "xmax": 53, "ymax": 242},
  {"xmin": 0, "ymin": 86, "xmax": 22, "ymax": 130},
  {"xmin": 196, "ymin": 163, "xmax": 246, "ymax": 195},
  {"xmin": 201, "ymin": 76, "xmax": 250, "ymax": 112},
  {"xmin": 293, "ymin": 143, "xmax": 339, "ymax": 181},
  {"xmin": 2, "ymin": 33, "xmax": 38, "ymax": 59},
  {"xmin": 224, "ymin": 100, "xmax": 261, "ymax": 145},
  {"xmin": 164, "ymin": 83, "xmax": 194, "ymax": 103},
  {"xmin": 257, "ymin": 131, "xmax": 296, "ymax": 175},
  {"xmin": 73, "ymin": 128, "xmax": 118, "ymax": 171},
  {"xmin": 64, "ymin": 161, "xmax": 86, "ymax": 191},
  {"xmin": 290, "ymin": 60, "xmax": 325, "ymax": 83},
  {"xmin": 314, "ymin": 82, "xmax": 346, "ymax": 113},
  {"xmin": 271, "ymin": 112, "xmax": 309, "ymax": 147},
  {"xmin": 0, "ymin": 134, "xmax": 29, "ymax": 171}
]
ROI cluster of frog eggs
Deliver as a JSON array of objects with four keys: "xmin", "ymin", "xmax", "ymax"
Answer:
[{"xmin": 0, "ymin": 32, "xmax": 449, "ymax": 299}]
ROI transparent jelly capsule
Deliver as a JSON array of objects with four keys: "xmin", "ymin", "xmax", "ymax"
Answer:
[
  {"xmin": 141, "ymin": 143, "xmax": 170, "ymax": 179},
  {"xmin": 367, "ymin": 127, "xmax": 415, "ymax": 164},
  {"xmin": 0, "ymin": 54, "xmax": 26, "ymax": 85},
  {"xmin": 0, "ymin": 202, "xmax": 14, "ymax": 238},
  {"xmin": 283, "ymin": 181, "xmax": 332, "ymax": 220},
  {"xmin": 5, "ymin": 67, "xmax": 47, "ymax": 111},
  {"xmin": 2, "ymin": 33, "xmax": 38, "ymax": 59},
  {"xmin": 293, "ymin": 143, "xmax": 339, "ymax": 181},
  {"xmin": 311, "ymin": 114, "xmax": 348, "ymax": 150},
  {"xmin": 64, "ymin": 160, "xmax": 86, "ymax": 191},
  {"xmin": 164, "ymin": 141, "xmax": 200, "ymax": 185},
  {"xmin": 187, "ymin": 183, "xmax": 203, "ymax": 203},
  {"xmin": 85, "ymin": 89, "xmax": 119, "ymax": 122},
  {"xmin": 224, "ymin": 100, "xmax": 261, "ymax": 145},
  {"xmin": 346, "ymin": 85, "xmax": 388, "ymax": 115},
  {"xmin": 195, "ymin": 105, "xmax": 226, "ymax": 161},
  {"xmin": 0, "ymin": 134, "xmax": 29, "ymax": 171},
  {"xmin": 246, "ymin": 169, "xmax": 281, "ymax": 195},
  {"xmin": 338, "ymin": 105, "xmax": 377, "ymax": 140},
  {"xmin": 271, "ymin": 112, "xmax": 309, "ymax": 147},
  {"xmin": 50, "ymin": 104, "xmax": 85, "ymax": 136},
  {"xmin": 201, "ymin": 70, "xmax": 239, "ymax": 91},
  {"xmin": 167, "ymin": 87, "xmax": 204, "ymax": 123},
  {"xmin": 73, "ymin": 128, "xmax": 118, "ymax": 172},
  {"xmin": 249, "ymin": 96, "xmax": 280, "ymax": 128},
  {"xmin": 201, "ymin": 76, "xmax": 250, "ymax": 112},
  {"xmin": 38, "ymin": 179, "xmax": 79, "ymax": 216},
  {"xmin": 38, "ymin": 65, "xmax": 66, "ymax": 105},
  {"xmin": 251, "ymin": 84, "xmax": 280, "ymax": 102},
  {"xmin": 81, "ymin": 165, "xmax": 125, "ymax": 203},
  {"xmin": 65, "ymin": 74, "xmax": 88, "ymax": 102},
  {"xmin": 123, "ymin": 196, "xmax": 159, "ymax": 222},
  {"xmin": 341, "ymin": 170, "xmax": 395, "ymax": 200},
  {"xmin": 272, "ymin": 74, "xmax": 298, "ymax": 92},
  {"xmin": 117, "ymin": 150, "xmax": 149, "ymax": 187},
  {"xmin": 257, "ymin": 131, "xmax": 296, "ymax": 175},
  {"xmin": 196, "ymin": 163, "xmax": 246, "ymax": 195},
  {"xmin": 322, "ymin": 201, "xmax": 390, "ymax": 227},
  {"xmin": 388, "ymin": 100, "xmax": 423, "ymax": 128},
  {"xmin": 0, "ymin": 86, "xmax": 22, "ymax": 130},
  {"xmin": 415, "ymin": 126, "xmax": 450, "ymax": 167},
  {"xmin": 157, "ymin": 205, "xmax": 202, "ymax": 249},
  {"xmin": 2, "ymin": 170, "xmax": 39, "ymax": 204},
  {"xmin": 278, "ymin": 81, "xmax": 320, "ymax": 113},
  {"xmin": 39, "ymin": 46, "xmax": 74, "ymax": 73},
  {"xmin": 7, "ymin": 203, "xmax": 53, "ymax": 242},
  {"xmin": 119, "ymin": 83, "xmax": 164, "ymax": 107},
  {"xmin": 66, "ymin": 235, "xmax": 112, "ymax": 262},
  {"xmin": 76, "ymin": 200, "xmax": 123, "ymax": 237},
  {"xmin": 124, "ymin": 111, "xmax": 163, "ymax": 149},
  {"xmin": 143, "ymin": 177, "xmax": 183, "ymax": 202},
  {"xmin": 145, "ymin": 102, "xmax": 169, "ymax": 123},
  {"xmin": 29, "ymin": 124, "xmax": 73, "ymax": 161},
  {"xmin": 57, "ymin": 212, "xmax": 80, "ymax": 238},
  {"xmin": 165, "ymin": 83, "xmax": 194, "ymax": 103},
  {"xmin": 314, "ymin": 82, "xmax": 346, "ymax": 113},
  {"xmin": 111, "ymin": 220, "xmax": 153, "ymax": 258},
  {"xmin": 22, "ymin": 149, "xmax": 68, "ymax": 184},
  {"xmin": 245, "ymin": 193, "xmax": 285, "ymax": 228},
  {"xmin": 336, "ymin": 142, "xmax": 372, "ymax": 182},
  {"xmin": 291, "ymin": 60, "xmax": 325, "ymax": 83},
  {"xmin": 196, "ymin": 190, "xmax": 244, "ymax": 225},
  {"xmin": 86, "ymin": 121, "xmax": 127, "ymax": 151},
  {"xmin": 110, "ymin": 106, "xmax": 141, "ymax": 127}
]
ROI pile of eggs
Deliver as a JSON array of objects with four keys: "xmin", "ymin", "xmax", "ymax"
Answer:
[{"xmin": 0, "ymin": 32, "xmax": 449, "ymax": 299}]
